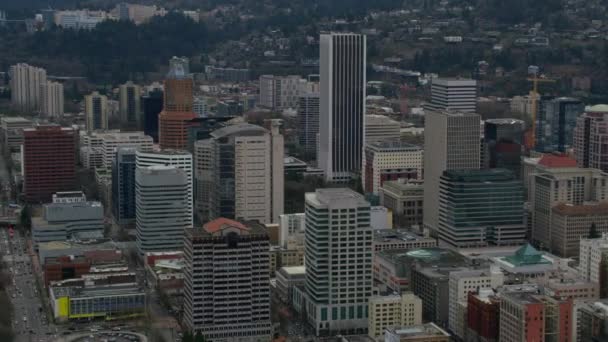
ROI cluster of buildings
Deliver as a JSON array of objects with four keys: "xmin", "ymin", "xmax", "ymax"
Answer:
[{"xmin": 5, "ymin": 28, "xmax": 608, "ymax": 342}]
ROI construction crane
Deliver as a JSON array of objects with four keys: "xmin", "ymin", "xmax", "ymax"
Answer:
[{"xmin": 526, "ymin": 74, "xmax": 555, "ymax": 150}]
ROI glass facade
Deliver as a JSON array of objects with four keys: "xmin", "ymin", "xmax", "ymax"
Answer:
[
  {"xmin": 536, "ymin": 98, "xmax": 584, "ymax": 153},
  {"xmin": 68, "ymin": 292, "xmax": 145, "ymax": 318},
  {"xmin": 438, "ymin": 169, "xmax": 526, "ymax": 247}
]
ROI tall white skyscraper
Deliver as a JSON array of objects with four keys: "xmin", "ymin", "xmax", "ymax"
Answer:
[
  {"xmin": 298, "ymin": 188, "xmax": 373, "ymax": 336},
  {"xmin": 423, "ymin": 110, "xmax": 481, "ymax": 234},
  {"xmin": 40, "ymin": 81, "xmax": 64, "ymax": 117},
  {"xmin": 425, "ymin": 77, "xmax": 477, "ymax": 113},
  {"xmin": 319, "ymin": 33, "xmax": 366, "ymax": 183},
  {"xmin": 194, "ymin": 121, "xmax": 284, "ymax": 224},
  {"xmin": 10, "ymin": 63, "xmax": 47, "ymax": 112},
  {"xmin": 135, "ymin": 165, "xmax": 190, "ymax": 253},
  {"xmin": 136, "ymin": 150, "xmax": 193, "ymax": 226}
]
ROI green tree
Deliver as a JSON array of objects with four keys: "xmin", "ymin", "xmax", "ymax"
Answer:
[
  {"xmin": 194, "ymin": 332, "xmax": 205, "ymax": 342},
  {"xmin": 181, "ymin": 331, "xmax": 194, "ymax": 342},
  {"xmin": 589, "ymin": 223, "xmax": 601, "ymax": 239},
  {"xmin": 19, "ymin": 206, "xmax": 31, "ymax": 232}
]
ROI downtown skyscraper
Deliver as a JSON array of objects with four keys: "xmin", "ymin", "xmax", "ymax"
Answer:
[
  {"xmin": 423, "ymin": 110, "xmax": 481, "ymax": 235},
  {"xmin": 159, "ymin": 57, "xmax": 196, "ymax": 150},
  {"xmin": 318, "ymin": 33, "xmax": 366, "ymax": 183}
]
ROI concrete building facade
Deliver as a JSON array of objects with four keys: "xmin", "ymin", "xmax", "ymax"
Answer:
[
  {"xmin": 85, "ymin": 91, "xmax": 109, "ymax": 132},
  {"xmin": 368, "ymin": 293, "xmax": 422, "ymax": 340},
  {"xmin": 363, "ymin": 141, "xmax": 423, "ymax": 195},
  {"xmin": 182, "ymin": 218, "xmax": 272, "ymax": 341},
  {"xmin": 298, "ymin": 188, "xmax": 373, "ymax": 336},
  {"xmin": 135, "ymin": 166, "xmax": 191, "ymax": 253},
  {"xmin": 40, "ymin": 81, "xmax": 64, "ymax": 117},
  {"xmin": 423, "ymin": 110, "xmax": 481, "ymax": 235},
  {"xmin": 10, "ymin": 63, "xmax": 47, "ymax": 112}
]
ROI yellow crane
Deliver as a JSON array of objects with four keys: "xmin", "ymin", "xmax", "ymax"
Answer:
[{"xmin": 526, "ymin": 75, "xmax": 555, "ymax": 149}]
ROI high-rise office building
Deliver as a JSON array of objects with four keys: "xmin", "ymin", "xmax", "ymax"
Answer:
[
  {"xmin": 159, "ymin": 57, "xmax": 196, "ymax": 149},
  {"xmin": 112, "ymin": 147, "xmax": 137, "ymax": 226},
  {"xmin": 425, "ymin": 77, "xmax": 477, "ymax": 113},
  {"xmin": 100, "ymin": 132, "xmax": 154, "ymax": 169},
  {"xmin": 299, "ymin": 188, "xmax": 373, "ymax": 336},
  {"xmin": 135, "ymin": 165, "xmax": 190, "ymax": 253},
  {"xmin": 297, "ymin": 92, "xmax": 320, "ymax": 157},
  {"xmin": 194, "ymin": 122, "xmax": 284, "ymax": 224},
  {"xmin": 22, "ymin": 126, "xmax": 76, "ymax": 203},
  {"xmin": 119, "ymin": 81, "xmax": 142, "ymax": 128},
  {"xmin": 438, "ymin": 169, "xmax": 526, "ymax": 247},
  {"xmin": 10, "ymin": 63, "xmax": 47, "ymax": 112},
  {"xmin": 40, "ymin": 81, "xmax": 64, "ymax": 117},
  {"xmin": 536, "ymin": 97, "xmax": 584, "ymax": 153},
  {"xmin": 182, "ymin": 218, "xmax": 272, "ymax": 340},
  {"xmin": 185, "ymin": 117, "xmax": 233, "ymax": 152},
  {"xmin": 319, "ymin": 33, "xmax": 366, "ymax": 183},
  {"xmin": 136, "ymin": 150, "xmax": 193, "ymax": 226},
  {"xmin": 85, "ymin": 91, "xmax": 109, "ymax": 132},
  {"xmin": 142, "ymin": 89, "xmax": 163, "ymax": 142},
  {"xmin": 574, "ymin": 104, "xmax": 608, "ymax": 171},
  {"xmin": 423, "ymin": 110, "xmax": 480, "ymax": 235},
  {"xmin": 363, "ymin": 141, "xmax": 423, "ymax": 195},
  {"xmin": 531, "ymin": 166, "xmax": 608, "ymax": 251},
  {"xmin": 259, "ymin": 75, "xmax": 306, "ymax": 110},
  {"xmin": 483, "ymin": 118, "xmax": 525, "ymax": 174}
]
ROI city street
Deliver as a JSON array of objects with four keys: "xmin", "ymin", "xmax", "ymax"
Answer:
[{"xmin": 2, "ymin": 228, "xmax": 58, "ymax": 342}]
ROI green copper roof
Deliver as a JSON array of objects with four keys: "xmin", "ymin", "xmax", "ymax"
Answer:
[{"xmin": 503, "ymin": 243, "xmax": 551, "ymax": 266}]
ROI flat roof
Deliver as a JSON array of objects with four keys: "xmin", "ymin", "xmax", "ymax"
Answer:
[
  {"xmin": 374, "ymin": 229, "xmax": 434, "ymax": 243},
  {"xmin": 280, "ymin": 266, "xmax": 306, "ymax": 275}
]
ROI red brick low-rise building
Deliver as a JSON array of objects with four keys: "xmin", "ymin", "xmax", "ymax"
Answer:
[{"xmin": 43, "ymin": 255, "xmax": 90, "ymax": 286}]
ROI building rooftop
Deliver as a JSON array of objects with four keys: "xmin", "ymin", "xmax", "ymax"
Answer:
[
  {"xmin": 586, "ymin": 104, "xmax": 608, "ymax": 113},
  {"xmin": 279, "ymin": 266, "xmax": 306, "ymax": 276},
  {"xmin": 502, "ymin": 291, "xmax": 544, "ymax": 305},
  {"xmin": 51, "ymin": 283, "xmax": 143, "ymax": 299},
  {"xmin": 537, "ymin": 154, "xmax": 578, "ymax": 168},
  {"xmin": 373, "ymin": 229, "xmax": 434, "ymax": 244},
  {"xmin": 188, "ymin": 218, "xmax": 268, "ymax": 238},
  {"xmin": 378, "ymin": 248, "xmax": 469, "ymax": 277},
  {"xmin": 442, "ymin": 168, "xmax": 517, "ymax": 181},
  {"xmin": 484, "ymin": 118, "xmax": 525, "ymax": 126},
  {"xmin": 365, "ymin": 140, "xmax": 422, "ymax": 151},
  {"xmin": 284, "ymin": 156, "xmax": 307, "ymax": 167},
  {"xmin": 552, "ymin": 202, "xmax": 608, "ymax": 215},
  {"xmin": 385, "ymin": 323, "xmax": 450, "ymax": 339},
  {"xmin": 210, "ymin": 123, "xmax": 266, "ymax": 139},
  {"xmin": 502, "ymin": 244, "xmax": 551, "ymax": 266},
  {"xmin": 137, "ymin": 149, "xmax": 191, "ymax": 156},
  {"xmin": 0, "ymin": 116, "xmax": 32, "ymax": 124},
  {"xmin": 380, "ymin": 179, "xmax": 424, "ymax": 194},
  {"xmin": 306, "ymin": 188, "xmax": 369, "ymax": 208},
  {"xmin": 203, "ymin": 217, "xmax": 249, "ymax": 234},
  {"xmin": 365, "ymin": 114, "xmax": 399, "ymax": 125}
]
